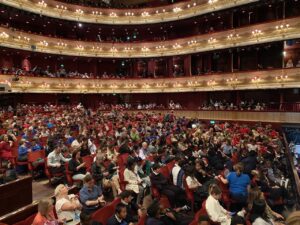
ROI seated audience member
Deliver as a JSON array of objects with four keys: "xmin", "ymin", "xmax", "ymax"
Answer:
[
  {"xmin": 119, "ymin": 190, "xmax": 139, "ymax": 223},
  {"xmin": 150, "ymin": 163, "xmax": 187, "ymax": 209},
  {"xmin": 206, "ymin": 184, "xmax": 245, "ymax": 225},
  {"xmin": 250, "ymin": 200, "xmax": 273, "ymax": 225},
  {"xmin": 185, "ymin": 166, "xmax": 208, "ymax": 208},
  {"xmin": 247, "ymin": 186, "xmax": 284, "ymax": 221},
  {"xmin": 217, "ymin": 163, "xmax": 250, "ymax": 209},
  {"xmin": 68, "ymin": 150, "xmax": 88, "ymax": 181},
  {"xmin": 32, "ymin": 198, "xmax": 59, "ymax": 225},
  {"xmin": 124, "ymin": 158, "xmax": 144, "ymax": 205},
  {"xmin": 0, "ymin": 134, "xmax": 14, "ymax": 161},
  {"xmin": 107, "ymin": 203, "xmax": 134, "ymax": 225},
  {"xmin": 146, "ymin": 199, "xmax": 192, "ymax": 225},
  {"xmin": 172, "ymin": 156, "xmax": 185, "ymax": 189},
  {"xmin": 55, "ymin": 184, "xmax": 82, "ymax": 221},
  {"xmin": 79, "ymin": 174, "xmax": 106, "ymax": 214},
  {"xmin": 91, "ymin": 154, "xmax": 121, "ymax": 197},
  {"xmin": 47, "ymin": 146, "xmax": 71, "ymax": 174},
  {"xmin": 139, "ymin": 142, "xmax": 150, "ymax": 160},
  {"xmin": 18, "ymin": 139, "xmax": 31, "ymax": 161}
]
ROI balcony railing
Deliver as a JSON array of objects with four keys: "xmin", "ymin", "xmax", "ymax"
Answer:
[
  {"xmin": 1, "ymin": 67, "xmax": 300, "ymax": 93},
  {"xmin": 0, "ymin": 0, "xmax": 257, "ymax": 25},
  {"xmin": 0, "ymin": 16, "xmax": 299, "ymax": 58}
]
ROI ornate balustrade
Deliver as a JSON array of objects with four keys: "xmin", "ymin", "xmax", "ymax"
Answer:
[
  {"xmin": 0, "ymin": 0, "xmax": 257, "ymax": 25},
  {"xmin": 0, "ymin": 17, "xmax": 299, "ymax": 58},
  {"xmin": 1, "ymin": 68, "xmax": 300, "ymax": 93}
]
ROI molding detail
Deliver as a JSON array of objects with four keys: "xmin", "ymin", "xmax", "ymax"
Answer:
[
  {"xmin": 0, "ymin": 68, "xmax": 299, "ymax": 93},
  {"xmin": 0, "ymin": 0, "xmax": 258, "ymax": 25},
  {"xmin": 0, "ymin": 17, "xmax": 299, "ymax": 58}
]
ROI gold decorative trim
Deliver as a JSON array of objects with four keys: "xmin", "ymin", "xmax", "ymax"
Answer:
[
  {"xmin": 0, "ymin": 0, "xmax": 258, "ymax": 25},
  {"xmin": 0, "ymin": 68, "xmax": 299, "ymax": 93},
  {"xmin": 0, "ymin": 17, "xmax": 299, "ymax": 58}
]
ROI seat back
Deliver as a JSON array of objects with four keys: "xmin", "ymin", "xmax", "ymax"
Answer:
[
  {"xmin": 28, "ymin": 150, "xmax": 45, "ymax": 163},
  {"xmin": 24, "ymin": 213, "xmax": 37, "ymax": 225},
  {"xmin": 136, "ymin": 215, "xmax": 147, "ymax": 225},
  {"xmin": 92, "ymin": 203, "xmax": 114, "ymax": 225},
  {"xmin": 159, "ymin": 166, "xmax": 170, "ymax": 179},
  {"xmin": 82, "ymin": 155, "xmax": 93, "ymax": 172}
]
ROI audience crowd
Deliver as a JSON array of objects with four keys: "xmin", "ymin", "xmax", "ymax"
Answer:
[{"xmin": 0, "ymin": 103, "xmax": 298, "ymax": 225}]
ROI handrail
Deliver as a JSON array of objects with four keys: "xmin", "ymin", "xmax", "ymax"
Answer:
[
  {"xmin": 1, "ymin": 16, "xmax": 300, "ymax": 58},
  {"xmin": 283, "ymin": 133, "xmax": 300, "ymax": 209},
  {"xmin": 0, "ymin": 0, "xmax": 257, "ymax": 25}
]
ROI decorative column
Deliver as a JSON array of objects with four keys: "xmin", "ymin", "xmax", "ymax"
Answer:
[{"xmin": 184, "ymin": 55, "xmax": 192, "ymax": 76}]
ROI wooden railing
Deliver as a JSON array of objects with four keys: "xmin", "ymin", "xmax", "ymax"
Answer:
[{"xmin": 283, "ymin": 133, "xmax": 300, "ymax": 209}]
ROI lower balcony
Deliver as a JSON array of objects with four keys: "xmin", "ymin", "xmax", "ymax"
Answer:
[{"xmin": 0, "ymin": 67, "xmax": 300, "ymax": 93}]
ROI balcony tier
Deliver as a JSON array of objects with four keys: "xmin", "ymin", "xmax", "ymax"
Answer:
[
  {"xmin": 0, "ymin": 17, "xmax": 299, "ymax": 58},
  {"xmin": 1, "ymin": 68, "xmax": 300, "ymax": 94},
  {"xmin": 0, "ymin": 0, "xmax": 256, "ymax": 25}
]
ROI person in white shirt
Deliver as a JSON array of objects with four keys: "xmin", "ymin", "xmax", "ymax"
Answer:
[
  {"xmin": 171, "ymin": 156, "xmax": 184, "ymax": 189},
  {"xmin": 206, "ymin": 184, "xmax": 246, "ymax": 225},
  {"xmin": 138, "ymin": 142, "xmax": 149, "ymax": 160},
  {"xmin": 124, "ymin": 159, "xmax": 144, "ymax": 205},
  {"xmin": 55, "ymin": 184, "xmax": 81, "ymax": 222},
  {"xmin": 47, "ymin": 146, "xmax": 71, "ymax": 175},
  {"xmin": 205, "ymin": 184, "xmax": 231, "ymax": 225}
]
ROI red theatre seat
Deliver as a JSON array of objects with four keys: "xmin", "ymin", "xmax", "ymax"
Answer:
[
  {"xmin": 27, "ymin": 150, "xmax": 45, "ymax": 174},
  {"xmin": 92, "ymin": 203, "xmax": 114, "ymax": 225}
]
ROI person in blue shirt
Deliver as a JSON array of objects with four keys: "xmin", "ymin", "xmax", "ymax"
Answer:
[
  {"xmin": 217, "ymin": 162, "xmax": 250, "ymax": 211},
  {"xmin": 18, "ymin": 139, "xmax": 31, "ymax": 161},
  {"xmin": 31, "ymin": 139, "xmax": 43, "ymax": 152},
  {"xmin": 79, "ymin": 174, "xmax": 106, "ymax": 214}
]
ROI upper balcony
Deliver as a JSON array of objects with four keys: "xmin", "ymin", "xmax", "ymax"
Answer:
[
  {"xmin": 0, "ymin": 16, "xmax": 300, "ymax": 58},
  {"xmin": 1, "ymin": 1, "xmax": 299, "ymax": 43},
  {"xmin": 0, "ymin": 0, "xmax": 257, "ymax": 25}
]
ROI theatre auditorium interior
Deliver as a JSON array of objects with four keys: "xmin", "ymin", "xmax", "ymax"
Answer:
[{"xmin": 2, "ymin": 0, "xmax": 300, "ymax": 225}]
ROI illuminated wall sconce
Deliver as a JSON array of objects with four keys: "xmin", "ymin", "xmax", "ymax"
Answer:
[
  {"xmin": 208, "ymin": 37, "xmax": 216, "ymax": 43},
  {"xmin": 41, "ymin": 82, "xmax": 50, "ymax": 88},
  {"xmin": 141, "ymin": 11, "xmax": 150, "ymax": 17},
  {"xmin": 124, "ymin": 47, "xmax": 133, "ymax": 51},
  {"xmin": 252, "ymin": 29, "xmax": 262, "ymax": 36},
  {"xmin": 251, "ymin": 76, "xmax": 260, "ymax": 83},
  {"xmin": 57, "ymin": 42, "xmax": 67, "ymax": 47},
  {"xmin": 227, "ymin": 33, "xmax": 239, "ymax": 40},
  {"xmin": 109, "ymin": 12, "xmax": 117, "ymax": 17},
  {"xmin": 125, "ymin": 12, "xmax": 134, "ymax": 16},
  {"xmin": 275, "ymin": 75, "xmax": 288, "ymax": 81},
  {"xmin": 141, "ymin": 46, "xmax": 149, "ymax": 52},
  {"xmin": 208, "ymin": 0, "xmax": 218, "ymax": 4},
  {"xmin": 92, "ymin": 46, "xmax": 102, "ymax": 50},
  {"xmin": 187, "ymin": 40, "xmax": 197, "ymax": 45},
  {"xmin": 110, "ymin": 84, "xmax": 118, "ymax": 88},
  {"xmin": 55, "ymin": 5, "xmax": 67, "ymax": 10},
  {"xmin": 142, "ymin": 83, "xmax": 150, "ymax": 88},
  {"xmin": 275, "ymin": 24, "xmax": 289, "ymax": 31},
  {"xmin": 173, "ymin": 7, "xmax": 182, "ymax": 13},
  {"xmin": 77, "ymin": 83, "xmax": 85, "ymax": 88},
  {"xmin": 37, "ymin": 1, "xmax": 47, "ymax": 7},
  {"xmin": 187, "ymin": 81, "xmax": 199, "ymax": 86},
  {"xmin": 226, "ymin": 77, "xmax": 239, "ymax": 87},
  {"xmin": 39, "ymin": 40, "xmax": 48, "ymax": 46},
  {"xmin": 207, "ymin": 79, "xmax": 216, "ymax": 86},
  {"xmin": 75, "ymin": 9, "xmax": 84, "ymax": 14},
  {"xmin": 155, "ymin": 45, "xmax": 165, "ymax": 50},
  {"xmin": 92, "ymin": 11, "xmax": 102, "ymax": 15},
  {"xmin": 172, "ymin": 43, "xmax": 182, "ymax": 49},
  {"xmin": 173, "ymin": 82, "xmax": 182, "ymax": 88},
  {"xmin": 110, "ymin": 47, "xmax": 117, "ymax": 52},
  {"xmin": 0, "ymin": 32, "xmax": 9, "ymax": 39},
  {"xmin": 76, "ymin": 45, "xmax": 84, "ymax": 50}
]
